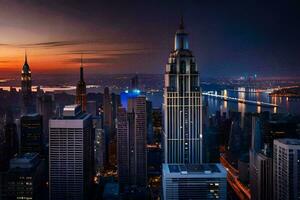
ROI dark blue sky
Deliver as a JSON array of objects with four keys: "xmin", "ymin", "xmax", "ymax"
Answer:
[{"xmin": 1, "ymin": 0, "xmax": 300, "ymax": 77}]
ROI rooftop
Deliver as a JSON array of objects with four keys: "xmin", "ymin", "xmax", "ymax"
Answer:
[
  {"xmin": 276, "ymin": 138, "xmax": 300, "ymax": 145},
  {"xmin": 163, "ymin": 163, "xmax": 227, "ymax": 177},
  {"xmin": 10, "ymin": 153, "xmax": 40, "ymax": 170}
]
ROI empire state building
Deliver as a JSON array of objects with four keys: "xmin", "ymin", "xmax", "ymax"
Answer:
[
  {"xmin": 21, "ymin": 52, "xmax": 33, "ymax": 114},
  {"xmin": 163, "ymin": 19, "xmax": 203, "ymax": 164}
]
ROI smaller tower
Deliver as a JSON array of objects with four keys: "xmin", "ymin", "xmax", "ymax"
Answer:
[
  {"xmin": 75, "ymin": 56, "xmax": 87, "ymax": 111},
  {"xmin": 21, "ymin": 51, "xmax": 33, "ymax": 114}
]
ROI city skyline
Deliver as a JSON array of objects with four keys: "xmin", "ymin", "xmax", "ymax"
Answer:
[
  {"xmin": 1, "ymin": 1, "xmax": 300, "ymax": 77},
  {"xmin": 0, "ymin": 1, "xmax": 300, "ymax": 200}
]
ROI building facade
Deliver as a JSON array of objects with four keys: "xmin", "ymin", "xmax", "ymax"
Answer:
[
  {"xmin": 273, "ymin": 139, "xmax": 300, "ymax": 200},
  {"xmin": 20, "ymin": 113, "xmax": 43, "ymax": 155},
  {"xmin": 117, "ymin": 96, "xmax": 147, "ymax": 190},
  {"xmin": 1, "ymin": 153, "xmax": 45, "ymax": 200},
  {"xmin": 49, "ymin": 105, "xmax": 93, "ymax": 200},
  {"xmin": 163, "ymin": 19, "xmax": 202, "ymax": 164},
  {"xmin": 162, "ymin": 163, "xmax": 227, "ymax": 200}
]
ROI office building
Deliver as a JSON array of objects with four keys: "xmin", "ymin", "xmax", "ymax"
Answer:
[
  {"xmin": 273, "ymin": 139, "xmax": 300, "ymax": 200},
  {"xmin": 117, "ymin": 96, "xmax": 147, "ymax": 190},
  {"xmin": 163, "ymin": 18, "xmax": 202, "ymax": 164},
  {"xmin": 162, "ymin": 163, "xmax": 227, "ymax": 200},
  {"xmin": 20, "ymin": 113, "xmax": 43, "ymax": 154},
  {"xmin": 1, "ymin": 153, "xmax": 45, "ymax": 200},
  {"xmin": 36, "ymin": 94, "xmax": 53, "ymax": 144},
  {"xmin": 87, "ymin": 100, "xmax": 97, "ymax": 116},
  {"xmin": 49, "ymin": 104, "xmax": 93, "ymax": 200},
  {"xmin": 250, "ymin": 116, "xmax": 273, "ymax": 200}
]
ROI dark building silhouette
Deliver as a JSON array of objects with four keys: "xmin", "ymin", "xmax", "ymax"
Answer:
[
  {"xmin": 75, "ymin": 58, "xmax": 87, "ymax": 112},
  {"xmin": 21, "ymin": 52, "xmax": 34, "ymax": 115},
  {"xmin": 117, "ymin": 96, "xmax": 147, "ymax": 191},
  {"xmin": 20, "ymin": 114, "xmax": 43, "ymax": 155},
  {"xmin": 0, "ymin": 153, "xmax": 45, "ymax": 200},
  {"xmin": 36, "ymin": 94, "xmax": 53, "ymax": 145}
]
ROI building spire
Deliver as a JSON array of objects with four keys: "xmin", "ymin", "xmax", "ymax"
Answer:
[
  {"xmin": 179, "ymin": 15, "xmax": 184, "ymax": 30},
  {"xmin": 25, "ymin": 49, "xmax": 28, "ymax": 64},
  {"xmin": 80, "ymin": 54, "xmax": 84, "ymax": 81}
]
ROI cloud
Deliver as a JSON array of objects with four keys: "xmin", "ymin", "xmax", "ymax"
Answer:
[{"xmin": 0, "ymin": 60, "xmax": 10, "ymax": 63}]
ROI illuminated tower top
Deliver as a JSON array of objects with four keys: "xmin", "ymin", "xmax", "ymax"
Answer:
[
  {"xmin": 174, "ymin": 17, "xmax": 189, "ymax": 50},
  {"xmin": 21, "ymin": 51, "xmax": 32, "ymax": 93}
]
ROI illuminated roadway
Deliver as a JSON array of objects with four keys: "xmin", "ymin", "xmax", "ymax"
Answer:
[
  {"xmin": 202, "ymin": 91, "xmax": 278, "ymax": 108},
  {"xmin": 220, "ymin": 154, "xmax": 251, "ymax": 200}
]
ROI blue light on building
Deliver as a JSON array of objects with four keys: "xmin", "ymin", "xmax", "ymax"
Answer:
[{"xmin": 121, "ymin": 89, "xmax": 141, "ymax": 109}]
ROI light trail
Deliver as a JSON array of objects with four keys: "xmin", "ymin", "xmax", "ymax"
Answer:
[
  {"xmin": 220, "ymin": 154, "xmax": 250, "ymax": 200},
  {"xmin": 202, "ymin": 91, "xmax": 278, "ymax": 108}
]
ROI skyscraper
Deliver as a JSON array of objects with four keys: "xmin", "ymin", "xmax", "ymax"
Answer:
[
  {"xmin": 21, "ymin": 52, "xmax": 33, "ymax": 115},
  {"xmin": 49, "ymin": 105, "xmax": 93, "ymax": 200},
  {"xmin": 20, "ymin": 114, "xmax": 43, "ymax": 155},
  {"xmin": 0, "ymin": 153, "xmax": 45, "ymax": 200},
  {"xmin": 36, "ymin": 94, "xmax": 53, "ymax": 145},
  {"xmin": 103, "ymin": 87, "xmax": 112, "ymax": 130},
  {"xmin": 163, "ymin": 18, "xmax": 202, "ymax": 164},
  {"xmin": 117, "ymin": 96, "xmax": 147, "ymax": 190},
  {"xmin": 75, "ymin": 58, "xmax": 87, "ymax": 112},
  {"xmin": 273, "ymin": 139, "xmax": 300, "ymax": 200}
]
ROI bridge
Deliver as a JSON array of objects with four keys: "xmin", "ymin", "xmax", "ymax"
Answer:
[{"xmin": 202, "ymin": 91, "xmax": 278, "ymax": 108}]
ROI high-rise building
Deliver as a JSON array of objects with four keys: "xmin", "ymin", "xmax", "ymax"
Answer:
[
  {"xmin": 162, "ymin": 163, "xmax": 227, "ymax": 200},
  {"xmin": 0, "ymin": 153, "xmax": 45, "ymax": 200},
  {"xmin": 146, "ymin": 100, "xmax": 153, "ymax": 144},
  {"xmin": 103, "ymin": 87, "xmax": 112, "ymax": 130},
  {"xmin": 273, "ymin": 139, "xmax": 300, "ymax": 200},
  {"xmin": 4, "ymin": 121, "xmax": 18, "ymax": 158},
  {"xmin": 36, "ymin": 94, "xmax": 53, "ymax": 145},
  {"xmin": 163, "ymin": 18, "xmax": 202, "ymax": 164},
  {"xmin": 49, "ymin": 105, "xmax": 93, "ymax": 200},
  {"xmin": 75, "ymin": 58, "xmax": 87, "ymax": 112},
  {"xmin": 117, "ymin": 96, "xmax": 147, "ymax": 190},
  {"xmin": 250, "ymin": 116, "xmax": 273, "ymax": 200},
  {"xmin": 21, "ymin": 52, "xmax": 34, "ymax": 114},
  {"xmin": 87, "ymin": 100, "xmax": 97, "ymax": 116},
  {"xmin": 250, "ymin": 147, "xmax": 273, "ymax": 200},
  {"xmin": 20, "ymin": 113, "xmax": 43, "ymax": 155}
]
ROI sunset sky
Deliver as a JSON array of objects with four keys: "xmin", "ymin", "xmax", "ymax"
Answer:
[{"xmin": 1, "ymin": 0, "xmax": 300, "ymax": 77}]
